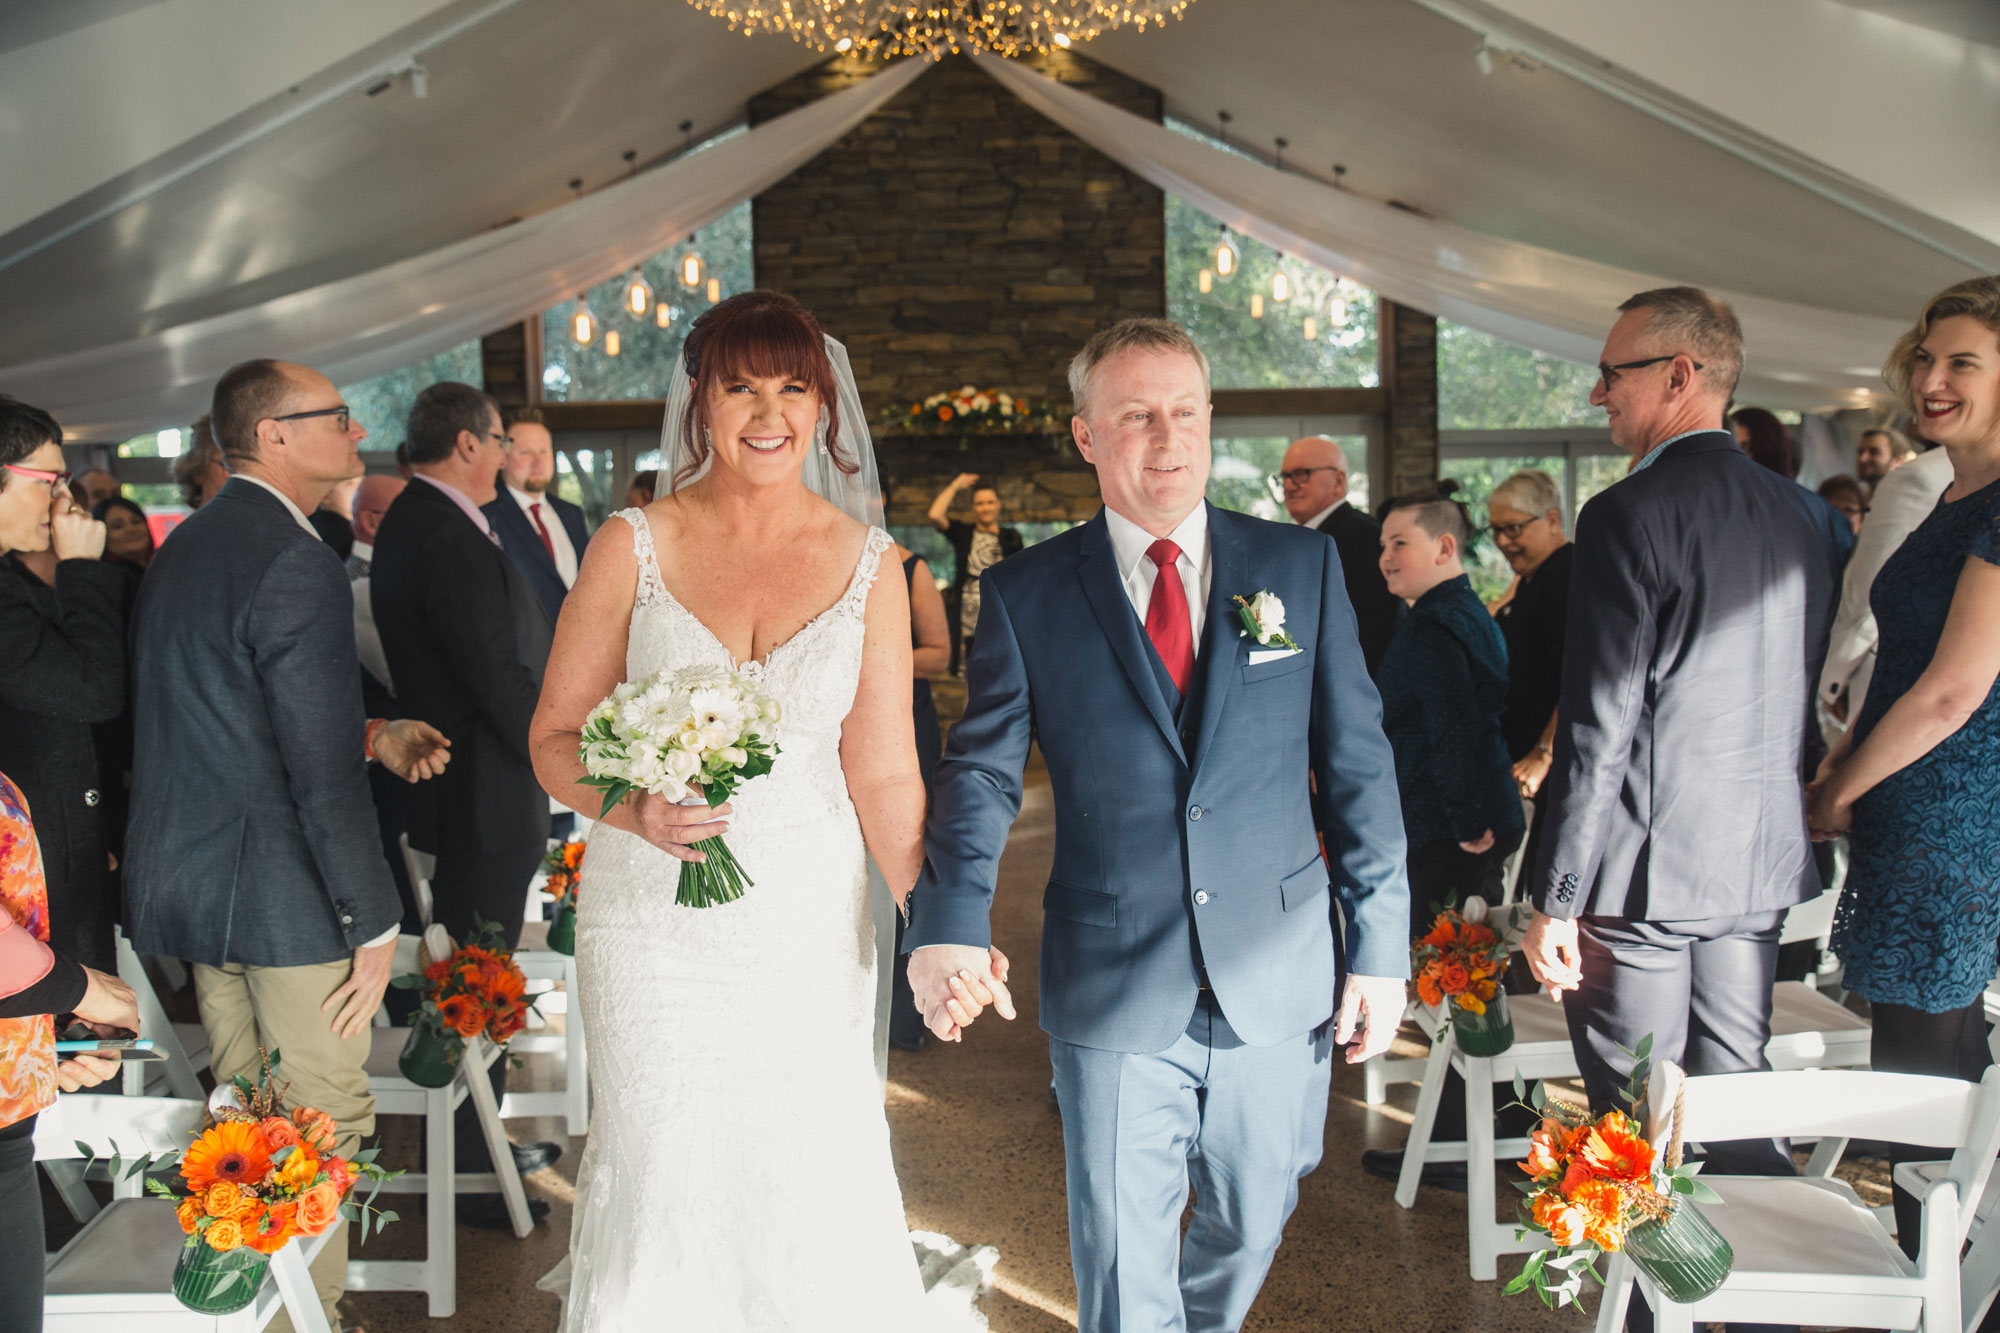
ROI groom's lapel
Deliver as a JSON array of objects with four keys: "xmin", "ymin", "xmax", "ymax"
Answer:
[
  {"xmin": 1190, "ymin": 504, "xmax": 1247, "ymax": 770},
  {"xmin": 1076, "ymin": 513, "xmax": 1185, "ymax": 762}
]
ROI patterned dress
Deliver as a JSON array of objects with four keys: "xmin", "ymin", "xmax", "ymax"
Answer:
[
  {"xmin": 0, "ymin": 774, "xmax": 59, "ymax": 1127},
  {"xmin": 1833, "ymin": 477, "xmax": 2000, "ymax": 1011}
]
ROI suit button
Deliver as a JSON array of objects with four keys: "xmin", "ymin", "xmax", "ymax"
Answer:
[
  {"xmin": 341, "ymin": 915, "xmax": 353, "ymax": 926},
  {"xmin": 1188, "ymin": 805, "xmax": 1204, "ymax": 821},
  {"xmin": 1194, "ymin": 890, "xmax": 1210, "ymax": 906},
  {"xmin": 83, "ymin": 789, "xmax": 100, "ymax": 807}
]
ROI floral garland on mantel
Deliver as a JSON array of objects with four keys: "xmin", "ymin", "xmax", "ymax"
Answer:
[{"xmin": 876, "ymin": 385, "xmax": 1069, "ymax": 437}]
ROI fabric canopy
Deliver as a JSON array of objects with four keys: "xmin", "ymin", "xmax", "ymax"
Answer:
[
  {"xmin": 7, "ymin": 57, "xmax": 927, "ymax": 441},
  {"xmin": 974, "ymin": 54, "xmax": 1908, "ymax": 413}
]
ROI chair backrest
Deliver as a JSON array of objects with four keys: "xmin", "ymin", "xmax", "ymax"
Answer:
[
  {"xmin": 1649, "ymin": 1061, "xmax": 2000, "ymax": 1246},
  {"xmin": 33, "ymin": 1094, "xmax": 205, "ymax": 1161},
  {"xmin": 399, "ymin": 833, "xmax": 436, "ymax": 927},
  {"xmin": 1779, "ymin": 887, "xmax": 1841, "ymax": 947}
]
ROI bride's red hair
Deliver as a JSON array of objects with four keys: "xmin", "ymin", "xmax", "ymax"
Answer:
[{"xmin": 674, "ymin": 290, "xmax": 855, "ymax": 491}]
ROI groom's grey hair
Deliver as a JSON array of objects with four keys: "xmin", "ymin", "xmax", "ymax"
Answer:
[{"xmin": 1068, "ymin": 318, "xmax": 1211, "ymax": 418}]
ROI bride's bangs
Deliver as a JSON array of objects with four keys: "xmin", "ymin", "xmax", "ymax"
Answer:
[{"xmin": 680, "ymin": 291, "xmax": 855, "ymax": 482}]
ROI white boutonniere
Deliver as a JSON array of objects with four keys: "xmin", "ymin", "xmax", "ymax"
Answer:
[{"xmin": 1232, "ymin": 590, "xmax": 1300, "ymax": 651}]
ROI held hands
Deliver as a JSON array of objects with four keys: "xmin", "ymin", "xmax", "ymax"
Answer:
[
  {"xmin": 324, "ymin": 936, "xmax": 396, "ymax": 1040},
  {"xmin": 374, "ymin": 719, "xmax": 452, "ymax": 783},
  {"xmin": 1334, "ymin": 974, "xmax": 1408, "ymax": 1063},
  {"xmin": 1520, "ymin": 911, "xmax": 1582, "ymax": 999},
  {"xmin": 629, "ymin": 791, "xmax": 733, "ymax": 864},
  {"xmin": 1805, "ymin": 771, "xmax": 1853, "ymax": 842},
  {"xmin": 49, "ymin": 488, "xmax": 106, "ymax": 561},
  {"xmin": 1512, "ymin": 747, "xmax": 1553, "ymax": 798},
  {"xmin": 908, "ymin": 945, "xmax": 1014, "ymax": 1042}
]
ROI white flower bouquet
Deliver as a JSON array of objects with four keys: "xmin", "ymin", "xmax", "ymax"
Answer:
[{"xmin": 578, "ymin": 665, "xmax": 781, "ymax": 908}]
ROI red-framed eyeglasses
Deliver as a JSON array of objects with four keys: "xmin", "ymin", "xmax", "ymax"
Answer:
[{"xmin": 2, "ymin": 462, "xmax": 73, "ymax": 488}]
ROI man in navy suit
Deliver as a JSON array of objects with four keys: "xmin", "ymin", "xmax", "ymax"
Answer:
[
  {"xmin": 482, "ymin": 407, "xmax": 590, "ymax": 627},
  {"xmin": 906, "ymin": 318, "xmax": 1411, "ymax": 1332}
]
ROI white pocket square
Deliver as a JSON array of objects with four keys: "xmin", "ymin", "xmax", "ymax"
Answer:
[{"xmin": 1247, "ymin": 648, "xmax": 1302, "ymax": 666}]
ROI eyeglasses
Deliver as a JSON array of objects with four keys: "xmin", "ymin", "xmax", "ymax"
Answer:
[
  {"xmin": 271, "ymin": 405, "xmax": 352, "ymax": 432},
  {"xmin": 484, "ymin": 431, "xmax": 514, "ymax": 447},
  {"xmin": 1487, "ymin": 518, "xmax": 1542, "ymax": 541},
  {"xmin": 2, "ymin": 462, "xmax": 73, "ymax": 488},
  {"xmin": 1596, "ymin": 355, "xmax": 1703, "ymax": 391},
  {"xmin": 1272, "ymin": 465, "xmax": 1344, "ymax": 489}
]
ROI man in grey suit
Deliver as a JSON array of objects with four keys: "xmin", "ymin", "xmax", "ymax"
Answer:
[
  {"xmin": 1522, "ymin": 289, "xmax": 1843, "ymax": 1187},
  {"xmin": 908, "ymin": 320, "xmax": 1410, "ymax": 1332},
  {"xmin": 126, "ymin": 359, "xmax": 449, "ymax": 1332}
]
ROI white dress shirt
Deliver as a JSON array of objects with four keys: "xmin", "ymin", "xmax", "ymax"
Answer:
[
  {"xmin": 348, "ymin": 540, "xmax": 392, "ymax": 696},
  {"xmin": 508, "ymin": 482, "xmax": 579, "ymax": 588},
  {"xmin": 1301, "ymin": 500, "xmax": 1343, "ymax": 531},
  {"xmin": 1819, "ymin": 447, "xmax": 1955, "ymax": 718},
  {"xmin": 1103, "ymin": 503, "xmax": 1211, "ymax": 649}
]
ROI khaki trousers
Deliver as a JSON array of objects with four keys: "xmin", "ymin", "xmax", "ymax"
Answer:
[{"xmin": 196, "ymin": 957, "xmax": 374, "ymax": 1333}]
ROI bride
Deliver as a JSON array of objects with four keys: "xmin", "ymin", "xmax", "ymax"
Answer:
[{"xmin": 528, "ymin": 290, "xmax": 1003, "ymax": 1329}]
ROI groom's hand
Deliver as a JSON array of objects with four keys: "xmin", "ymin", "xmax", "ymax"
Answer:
[
  {"xmin": 908, "ymin": 945, "xmax": 1014, "ymax": 1042},
  {"xmin": 1334, "ymin": 974, "xmax": 1409, "ymax": 1064}
]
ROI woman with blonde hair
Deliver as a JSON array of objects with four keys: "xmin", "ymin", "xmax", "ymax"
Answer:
[{"xmin": 1809, "ymin": 274, "xmax": 2000, "ymax": 1257}]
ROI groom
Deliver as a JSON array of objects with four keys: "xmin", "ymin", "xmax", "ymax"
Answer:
[{"xmin": 907, "ymin": 318, "xmax": 1410, "ymax": 1331}]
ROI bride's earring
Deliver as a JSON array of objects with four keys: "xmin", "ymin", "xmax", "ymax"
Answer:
[{"xmin": 815, "ymin": 421, "xmax": 830, "ymax": 457}]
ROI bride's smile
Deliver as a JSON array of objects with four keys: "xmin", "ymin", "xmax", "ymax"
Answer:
[{"xmin": 709, "ymin": 374, "xmax": 821, "ymax": 474}]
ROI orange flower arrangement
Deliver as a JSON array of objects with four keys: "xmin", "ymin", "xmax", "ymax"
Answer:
[
  {"xmin": 541, "ymin": 840, "xmax": 585, "ymax": 910},
  {"xmin": 392, "ymin": 916, "xmax": 537, "ymax": 1048},
  {"xmin": 876, "ymin": 386, "xmax": 1065, "ymax": 437},
  {"xmin": 143, "ymin": 1049, "xmax": 399, "ymax": 1271},
  {"xmin": 1411, "ymin": 906, "xmax": 1506, "ymax": 1014}
]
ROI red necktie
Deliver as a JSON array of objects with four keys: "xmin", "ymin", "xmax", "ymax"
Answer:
[
  {"xmin": 1145, "ymin": 538, "xmax": 1194, "ymax": 695},
  {"xmin": 529, "ymin": 501, "xmax": 556, "ymax": 561}
]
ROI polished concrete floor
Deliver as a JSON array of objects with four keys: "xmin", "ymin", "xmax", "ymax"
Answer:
[{"xmin": 327, "ymin": 745, "xmax": 1607, "ymax": 1333}]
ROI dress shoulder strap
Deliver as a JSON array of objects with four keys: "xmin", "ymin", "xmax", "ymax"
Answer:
[
  {"xmin": 615, "ymin": 508, "xmax": 668, "ymax": 606},
  {"xmin": 837, "ymin": 527, "xmax": 895, "ymax": 615}
]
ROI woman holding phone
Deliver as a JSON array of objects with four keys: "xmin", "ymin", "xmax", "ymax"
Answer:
[{"xmin": 1, "ymin": 768, "xmax": 139, "ymax": 1331}]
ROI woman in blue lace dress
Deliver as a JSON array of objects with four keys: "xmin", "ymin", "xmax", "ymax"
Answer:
[{"xmin": 1812, "ymin": 275, "xmax": 2000, "ymax": 1256}]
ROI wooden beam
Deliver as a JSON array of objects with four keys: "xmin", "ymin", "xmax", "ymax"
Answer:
[
  {"xmin": 538, "ymin": 401, "xmax": 666, "ymax": 432},
  {"xmin": 1378, "ymin": 300, "xmax": 1439, "ymax": 495},
  {"xmin": 1209, "ymin": 387, "xmax": 1387, "ymax": 419}
]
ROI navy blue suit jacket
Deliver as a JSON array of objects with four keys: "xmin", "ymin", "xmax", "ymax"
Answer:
[
  {"xmin": 905, "ymin": 503, "xmax": 1410, "ymax": 1053},
  {"xmin": 483, "ymin": 489, "xmax": 590, "ymax": 626}
]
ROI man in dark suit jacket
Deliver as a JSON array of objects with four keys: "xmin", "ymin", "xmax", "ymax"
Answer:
[
  {"xmin": 1279, "ymin": 436, "xmax": 1398, "ymax": 675},
  {"xmin": 1523, "ymin": 290, "xmax": 1843, "ymax": 1199},
  {"xmin": 369, "ymin": 380, "xmax": 559, "ymax": 1222},
  {"xmin": 481, "ymin": 408, "xmax": 589, "ymax": 628},
  {"xmin": 126, "ymin": 359, "xmax": 448, "ymax": 1328}
]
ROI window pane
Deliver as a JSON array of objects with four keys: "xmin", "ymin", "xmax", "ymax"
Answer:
[
  {"xmin": 1438, "ymin": 320, "xmax": 1599, "ymax": 430},
  {"xmin": 540, "ymin": 201, "xmax": 753, "ymax": 402},
  {"xmin": 1209, "ymin": 434, "xmax": 1369, "ymax": 521},
  {"xmin": 338, "ymin": 340, "xmax": 484, "ymax": 449},
  {"xmin": 1440, "ymin": 454, "xmax": 1567, "ymax": 602},
  {"xmin": 1575, "ymin": 453, "xmax": 1629, "ymax": 514}
]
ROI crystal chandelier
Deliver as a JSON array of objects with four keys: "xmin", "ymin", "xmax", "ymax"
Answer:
[{"xmin": 683, "ymin": 0, "xmax": 1196, "ymax": 60}]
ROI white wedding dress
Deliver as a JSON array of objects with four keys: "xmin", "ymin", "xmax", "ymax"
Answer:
[{"xmin": 545, "ymin": 511, "xmax": 984, "ymax": 1331}]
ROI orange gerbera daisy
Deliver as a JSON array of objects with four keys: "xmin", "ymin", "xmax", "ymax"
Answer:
[
  {"xmin": 182, "ymin": 1121, "xmax": 273, "ymax": 1192},
  {"xmin": 1530, "ymin": 1189, "xmax": 1588, "ymax": 1248},
  {"xmin": 1569, "ymin": 1177, "xmax": 1629, "ymax": 1250},
  {"xmin": 1415, "ymin": 972, "xmax": 1444, "ymax": 1007},
  {"xmin": 247, "ymin": 1201, "xmax": 297, "ymax": 1255},
  {"xmin": 1577, "ymin": 1115, "xmax": 1655, "ymax": 1185}
]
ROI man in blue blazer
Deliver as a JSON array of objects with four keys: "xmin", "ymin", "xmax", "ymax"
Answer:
[
  {"xmin": 906, "ymin": 319, "xmax": 1411, "ymax": 1332},
  {"xmin": 481, "ymin": 408, "xmax": 590, "ymax": 627}
]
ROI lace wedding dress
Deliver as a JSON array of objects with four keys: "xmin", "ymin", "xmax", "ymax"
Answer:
[{"xmin": 543, "ymin": 511, "xmax": 987, "ymax": 1331}]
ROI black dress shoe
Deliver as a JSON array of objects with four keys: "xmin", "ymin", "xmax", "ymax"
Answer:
[
  {"xmin": 1360, "ymin": 1148, "xmax": 1468, "ymax": 1193},
  {"xmin": 510, "ymin": 1140, "xmax": 563, "ymax": 1175},
  {"xmin": 456, "ymin": 1195, "xmax": 550, "ymax": 1231}
]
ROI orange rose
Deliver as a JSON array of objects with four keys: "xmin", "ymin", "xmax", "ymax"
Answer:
[
  {"xmin": 260, "ymin": 1116, "xmax": 300, "ymax": 1153},
  {"xmin": 294, "ymin": 1107, "xmax": 339, "ymax": 1154},
  {"xmin": 1438, "ymin": 961, "xmax": 1472, "ymax": 994},
  {"xmin": 938, "ymin": 406, "xmax": 953, "ymax": 421},
  {"xmin": 1530, "ymin": 1190, "xmax": 1588, "ymax": 1248},
  {"xmin": 204, "ymin": 1217, "xmax": 244, "ymax": 1252},
  {"xmin": 231, "ymin": 1191, "xmax": 264, "ymax": 1221},
  {"xmin": 441, "ymin": 994, "xmax": 485, "ymax": 1039},
  {"xmin": 203, "ymin": 1181, "xmax": 241, "ymax": 1217},
  {"xmin": 296, "ymin": 1182, "xmax": 342, "ymax": 1237},
  {"xmin": 323, "ymin": 1156, "xmax": 354, "ymax": 1197},
  {"xmin": 1415, "ymin": 973, "xmax": 1443, "ymax": 1007},
  {"xmin": 177, "ymin": 1198, "xmax": 203, "ymax": 1234},
  {"xmin": 1560, "ymin": 1160, "xmax": 1593, "ymax": 1198},
  {"xmin": 1463, "ymin": 922, "xmax": 1498, "ymax": 947}
]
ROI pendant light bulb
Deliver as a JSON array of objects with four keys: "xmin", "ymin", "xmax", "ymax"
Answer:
[
  {"xmin": 656, "ymin": 301, "xmax": 673, "ymax": 328},
  {"xmin": 707, "ymin": 277, "xmax": 721, "ymax": 303},
  {"xmin": 678, "ymin": 245, "xmax": 704, "ymax": 289},
  {"xmin": 1250, "ymin": 293, "xmax": 1264, "ymax": 319},
  {"xmin": 1328, "ymin": 297, "xmax": 1350, "ymax": 327},
  {"xmin": 571, "ymin": 296, "xmax": 594, "ymax": 345},
  {"xmin": 1303, "ymin": 316, "xmax": 1318, "ymax": 341},
  {"xmin": 605, "ymin": 330, "xmax": 621, "ymax": 357},
  {"xmin": 1271, "ymin": 270, "xmax": 1291, "ymax": 303},
  {"xmin": 1214, "ymin": 227, "xmax": 1237, "ymax": 279},
  {"xmin": 625, "ymin": 269, "xmax": 653, "ymax": 317},
  {"xmin": 1198, "ymin": 269, "xmax": 1213, "ymax": 294}
]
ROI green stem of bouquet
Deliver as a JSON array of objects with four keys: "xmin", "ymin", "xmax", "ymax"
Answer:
[{"xmin": 677, "ymin": 834, "xmax": 752, "ymax": 908}]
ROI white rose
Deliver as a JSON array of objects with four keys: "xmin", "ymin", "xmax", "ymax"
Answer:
[
  {"xmin": 664, "ymin": 748, "xmax": 701, "ymax": 785},
  {"xmin": 718, "ymin": 746, "xmax": 749, "ymax": 769},
  {"xmin": 1250, "ymin": 591, "xmax": 1286, "ymax": 644},
  {"xmin": 698, "ymin": 723, "xmax": 731, "ymax": 752}
]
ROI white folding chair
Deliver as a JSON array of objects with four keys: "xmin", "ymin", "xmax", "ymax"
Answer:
[
  {"xmin": 113, "ymin": 929, "xmax": 206, "ymax": 1101},
  {"xmin": 35, "ymin": 1094, "xmax": 336, "ymax": 1333},
  {"xmin": 345, "ymin": 936, "xmax": 535, "ymax": 1317},
  {"xmin": 1595, "ymin": 1062, "xmax": 2000, "ymax": 1333}
]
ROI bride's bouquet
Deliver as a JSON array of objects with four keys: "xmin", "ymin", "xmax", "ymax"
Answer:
[{"xmin": 578, "ymin": 665, "xmax": 781, "ymax": 908}]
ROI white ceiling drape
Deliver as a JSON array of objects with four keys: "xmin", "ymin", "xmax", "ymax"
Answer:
[
  {"xmin": 7, "ymin": 57, "xmax": 928, "ymax": 440},
  {"xmin": 974, "ymin": 54, "xmax": 1909, "ymax": 412}
]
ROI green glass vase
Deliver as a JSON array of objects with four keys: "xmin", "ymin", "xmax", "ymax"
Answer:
[
  {"xmin": 172, "ymin": 1238, "xmax": 271, "ymax": 1314},
  {"xmin": 547, "ymin": 904, "xmax": 577, "ymax": 955},
  {"xmin": 1625, "ymin": 1199, "xmax": 1734, "ymax": 1304},
  {"xmin": 397, "ymin": 1009, "xmax": 466, "ymax": 1088},
  {"xmin": 1448, "ymin": 990, "xmax": 1514, "ymax": 1056}
]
